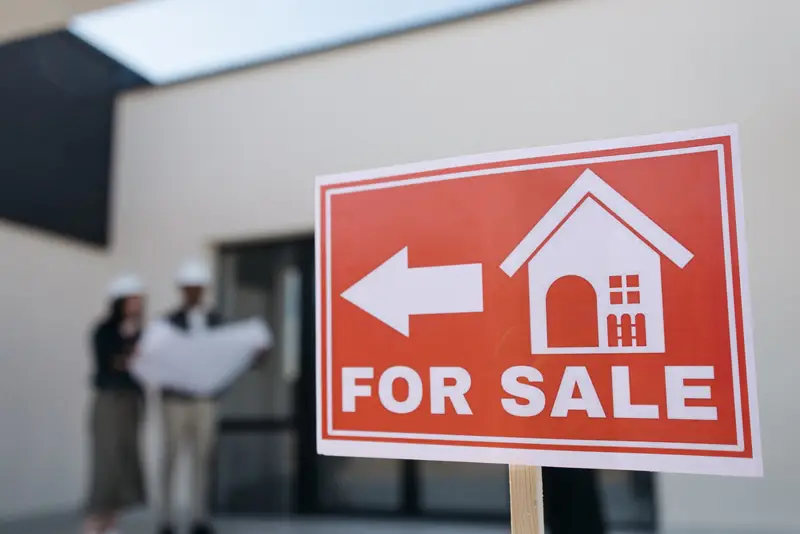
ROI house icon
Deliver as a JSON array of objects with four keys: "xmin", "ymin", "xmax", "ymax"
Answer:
[{"xmin": 500, "ymin": 169, "xmax": 694, "ymax": 354}]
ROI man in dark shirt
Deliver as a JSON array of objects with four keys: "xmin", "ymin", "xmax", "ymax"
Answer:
[{"xmin": 158, "ymin": 260, "xmax": 222, "ymax": 534}]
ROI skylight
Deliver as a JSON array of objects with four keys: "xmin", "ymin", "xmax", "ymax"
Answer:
[{"xmin": 69, "ymin": 0, "xmax": 526, "ymax": 85}]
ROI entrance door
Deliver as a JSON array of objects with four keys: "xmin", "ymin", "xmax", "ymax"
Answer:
[{"xmin": 212, "ymin": 237, "xmax": 315, "ymax": 514}]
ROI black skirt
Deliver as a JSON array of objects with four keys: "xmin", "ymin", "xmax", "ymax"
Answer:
[{"xmin": 85, "ymin": 390, "xmax": 146, "ymax": 514}]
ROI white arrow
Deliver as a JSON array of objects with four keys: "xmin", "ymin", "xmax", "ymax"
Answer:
[{"xmin": 340, "ymin": 247, "xmax": 484, "ymax": 336}]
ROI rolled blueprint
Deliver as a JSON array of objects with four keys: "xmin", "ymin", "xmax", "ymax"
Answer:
[{"xmin": 132, "ymin": 317, "xmax": 273, "ymax": 396}]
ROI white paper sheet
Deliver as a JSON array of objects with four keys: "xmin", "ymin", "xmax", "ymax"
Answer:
[{"xmin": 132, "ymin": 317, "xmax": 273, "ymax": 396}]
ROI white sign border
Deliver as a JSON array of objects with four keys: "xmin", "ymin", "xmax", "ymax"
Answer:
[{"xmin": 315, "ymin": 124, "xmax": 762, "ymax": 477}]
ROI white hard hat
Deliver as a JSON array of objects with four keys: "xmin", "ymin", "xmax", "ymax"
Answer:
[
  {"xmin": 108, "ymin": 274, "xmax": 145, "ymax": 299},
  {"xmin": 176, "ymin": 259, "xmax": 211, "ymax": 287}
]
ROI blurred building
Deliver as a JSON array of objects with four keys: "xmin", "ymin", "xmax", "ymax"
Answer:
[{"xmin": 0, "ymin": 1, "xmax": 798, "ymax": 533}]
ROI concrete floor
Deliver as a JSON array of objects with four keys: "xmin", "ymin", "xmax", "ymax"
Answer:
[
  {"xmin": 0, "ymin": 512, "xmax": 511, "ymax": 534},
  {"xmin": 1, "ymin": 511, "xmax": 780, "ymax": 534}
]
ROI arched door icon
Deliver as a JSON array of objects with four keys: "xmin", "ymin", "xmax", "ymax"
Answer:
[{"xmin": 546, "ymin": 275, "xmax": 599, "ymax": 348}]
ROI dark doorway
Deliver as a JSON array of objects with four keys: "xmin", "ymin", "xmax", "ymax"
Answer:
[{"xmin": 211, "ymin": 236, "xmax": 656, "ymax": 531}]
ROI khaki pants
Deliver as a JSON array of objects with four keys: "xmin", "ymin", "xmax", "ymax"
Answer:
[{"xmin": 159, "ymin": 398, "xmax": 216, "ymax": 525}]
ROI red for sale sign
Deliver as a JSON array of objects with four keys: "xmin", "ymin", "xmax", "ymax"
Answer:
[{"xmin": 315, "ymin": 125, "xmax": 761, "ymax": 476}]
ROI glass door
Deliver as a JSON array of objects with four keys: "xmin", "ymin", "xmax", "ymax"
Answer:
[{"xmin": 212, "ymin": 238, "xmax": 311, "ymax": 515}]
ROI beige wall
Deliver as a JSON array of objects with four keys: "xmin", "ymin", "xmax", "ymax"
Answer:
[
  {"xmin": 0, "ymin": 0, "xmax": 132, "ymax": 516},
  {"xmin": 0, "ymin": 0, "xmax": 133, "ymax": 519},
  {"xmin": 112, "ymin": 0, "xmax": 798, "ymax": 531},
  {"xmin": 0, "ymin": 0, "xmax": 126, "ymax": 43},
  {"xmin": 0, "ymin": 223, "xmax": 112, "ymax": 518}
]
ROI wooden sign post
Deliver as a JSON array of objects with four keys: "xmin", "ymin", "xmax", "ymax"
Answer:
[
  {"xmin": 315, "ymin": 124, "xmax": 762, "ymax": 534},
  {"xmin": 509, "ymin": 465, "xmax": 544, "ymax": 534}
]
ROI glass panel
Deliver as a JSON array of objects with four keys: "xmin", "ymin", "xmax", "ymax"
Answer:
[
  {"xmin": 277, "ymin": 265, "xmax": 302, "ymax": 383},
  {"xmin": 213, "ymin": 431, "xmax": 296, "ymax": 514},
  {"xmin": 219, "ymin": 349, "xmax": 294, "ymax": 418},
  {"xmin": 218, "ymin": 246, "xmax": 299, "ymax": 419},
  {"xmin": 218, "ymin": 251, "xmax": 238, "ymax": 319},
  {"xmin": 419, "ymin": 461, "xmax": 510, "ymax": 514},
  {"xmin": 597, "ymin": 470, "xmax": 656, "ymax": 526},
  {"xmin": 317, "ymin": 457, "xmax": 403, "ymax": 511}
]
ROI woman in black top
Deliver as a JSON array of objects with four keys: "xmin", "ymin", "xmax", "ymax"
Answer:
[{"xmin": 85, "ymin": 275, "xmax": 147, "ymax": 534}]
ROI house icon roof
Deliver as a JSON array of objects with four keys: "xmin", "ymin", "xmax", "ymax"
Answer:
[{"xmin": 500, "ymin": 169, "xmax": 694, "ymax": 277}]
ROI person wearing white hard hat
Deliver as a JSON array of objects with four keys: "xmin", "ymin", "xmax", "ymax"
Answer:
[
  {"xmin": 84, "ymin": 275, "xmax": 147, "ymax": 534},
  {"xmin": 157, "ymin": 260, "xmax": 223, "ymax": 534}
]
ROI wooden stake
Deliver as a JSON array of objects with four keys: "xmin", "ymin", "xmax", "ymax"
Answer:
[{"xmin": 509, "ymin": 465, "xmax": 545, "ymax": 534}]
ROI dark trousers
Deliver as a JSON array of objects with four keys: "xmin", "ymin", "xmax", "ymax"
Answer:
[{"xmin": 543, "ymin": 468, "xmax": 605, "ymax": 534}]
